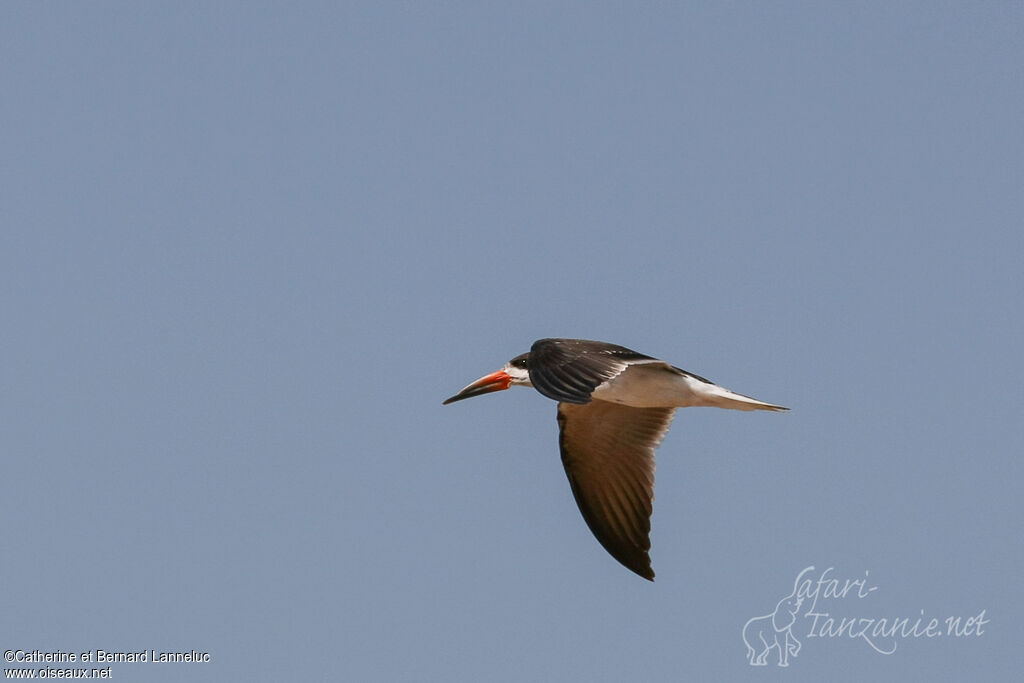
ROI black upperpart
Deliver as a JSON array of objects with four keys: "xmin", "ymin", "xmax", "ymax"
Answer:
[{"xmin": 526, "ymin": 338, "xmax": 655, "ymax": 405}]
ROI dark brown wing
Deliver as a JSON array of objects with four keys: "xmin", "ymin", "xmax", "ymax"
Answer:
[
  {"xmin": 529, "ymin": 338, "xmax": 656, "ymax": 404},
  {"xmin": 557, "ymin": 400, "xmax": 676, "ymax": 581}
]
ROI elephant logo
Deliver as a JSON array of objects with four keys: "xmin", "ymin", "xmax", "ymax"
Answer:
[{"xmin": 742, "ymin": 574, "xmax": 805, "ymax": 667}]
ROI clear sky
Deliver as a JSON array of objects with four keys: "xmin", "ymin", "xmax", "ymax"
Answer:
[{"xmin": 2, "ymin": 2, "xmax": 1021, "ymax": 681}]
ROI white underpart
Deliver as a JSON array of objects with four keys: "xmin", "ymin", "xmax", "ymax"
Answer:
[{"xmin": 591, "ymin": 361, "xmax": 786, "ymax": 411}]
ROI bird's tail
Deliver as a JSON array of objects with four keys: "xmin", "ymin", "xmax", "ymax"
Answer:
[{"xmin": 698, "ymin": 383, "xmax": 788, "ymax": 412}]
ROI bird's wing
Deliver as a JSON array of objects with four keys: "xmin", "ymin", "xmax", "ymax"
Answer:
[
  {"xmin": 529, "ymin": 338, "xmax": 659, "ymax": 404},
  {"xmin": 556, "ymin": 400, "xmax": 676, "ymax": 581}
]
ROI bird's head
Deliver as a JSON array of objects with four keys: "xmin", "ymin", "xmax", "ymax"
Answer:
[{"xmin": 443, "ymin": 352, "xmax": 532, "ymax": 405}]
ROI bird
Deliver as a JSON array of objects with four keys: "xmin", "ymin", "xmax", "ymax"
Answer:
[{"xmin": 443, "ymin": 338, "xmax": 787, "ymax": 581}]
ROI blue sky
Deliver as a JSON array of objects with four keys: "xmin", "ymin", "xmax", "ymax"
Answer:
[{"xmin": 2, "ymin": 2, "xmax": 1021, "ymax": 681}]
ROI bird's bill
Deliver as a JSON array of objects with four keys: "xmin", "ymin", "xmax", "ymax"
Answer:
[{"xmin": 443, "ymin": 370, "xmax": 512, "ymax": 405}]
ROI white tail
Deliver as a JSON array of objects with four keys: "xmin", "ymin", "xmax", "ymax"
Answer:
[
  {"xmin": 696, "ymin": 382, "xmax": 788, "ymax": 411},
  {"xmin": 592, "ymin": 362, "xmax": 789, "ymax": 411}
]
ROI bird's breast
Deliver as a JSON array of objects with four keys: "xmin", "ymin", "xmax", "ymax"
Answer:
[{"xmin": 590, "ymin": 363, "xmax": 707, "ymax": 408}]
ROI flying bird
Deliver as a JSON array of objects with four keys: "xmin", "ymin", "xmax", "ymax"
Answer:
[{"xmin": 443, "ymin": 338, "xmax": 787, "ymax": 581}]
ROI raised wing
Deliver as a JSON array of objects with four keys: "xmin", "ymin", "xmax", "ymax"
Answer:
[
  {"xmin": 528, "ymin": 338, "xmax": 656, "ymax": 404},
  {"xmin": 556, "ymin": 401, "xmax": 676, "ymax": 580}
]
